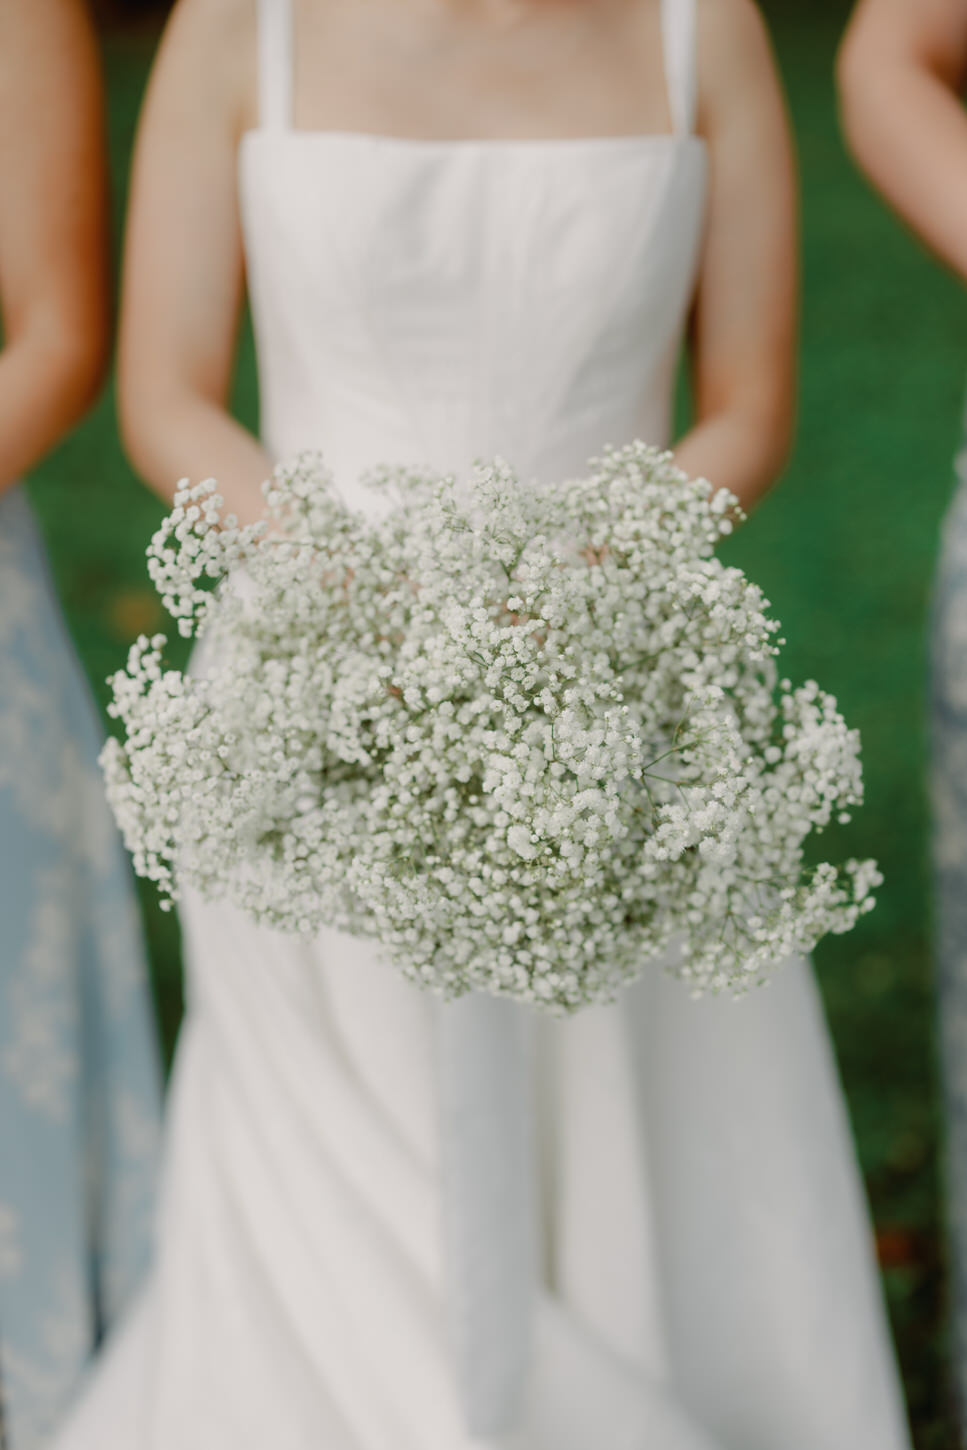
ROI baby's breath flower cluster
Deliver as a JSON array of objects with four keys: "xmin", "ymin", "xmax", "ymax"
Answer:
[{"xmin": 102, "ymin": 444, "xmax": 878, "ymax": 1010}]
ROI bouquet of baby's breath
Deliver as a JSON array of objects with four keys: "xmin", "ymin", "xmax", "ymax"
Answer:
[{"xmin": 102, "ymin": 444, "xmax": 878, "ymax": 1010}]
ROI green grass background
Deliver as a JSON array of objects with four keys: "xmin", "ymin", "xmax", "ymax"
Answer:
[{"xmin": 22, "ymin": 9, "xmax": 967, "ymax": 1446}]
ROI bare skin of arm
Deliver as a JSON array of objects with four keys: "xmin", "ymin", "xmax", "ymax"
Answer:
[
  {"xmin": 672, "ymin": 0, "xmax": 800, "ymax": 514},
  {"xmin": 119, "ymin": 0, "xmax": 798, "ymax": 523},
  {"xmin": 118, "ymin": 0, "xmax": 271, "ymax": 525},
  {"xmin": 838, "ymin": 0, "xmax": 967, "ymax": 287},
  {"xmin": 0, "ymin": 0, "xmax": 110, "ymax": 496}
]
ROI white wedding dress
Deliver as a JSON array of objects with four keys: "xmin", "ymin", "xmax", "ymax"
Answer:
[{"xmin": 54, "ymin": 1, "xmax": 912, "ymax": 1446}]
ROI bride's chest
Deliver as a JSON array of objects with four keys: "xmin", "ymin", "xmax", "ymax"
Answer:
[
  {"xmin": 238, "ymin": 136, "xmax": 707, "ymax": 359},
  {"xmin": 271, "ymin": 0, "xmax": 675, "ymax": 144}
]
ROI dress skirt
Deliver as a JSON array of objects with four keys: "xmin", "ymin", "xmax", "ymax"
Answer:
[
  {"xmin": 52, "ymin": 883, "xmax": 910, "ymax": 1450},
  {"xmin": 0, "ymin": 487, "xmax": 161, "ymax": 1450}
]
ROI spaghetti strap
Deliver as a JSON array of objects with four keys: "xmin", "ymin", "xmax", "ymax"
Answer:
[
  {"xmin": 661, "ymin": 0, "xmax": 698, "ymax": 136},
  {"xmin": 255, "ymin": 0, "xmax": 293, "ymax": 131}
]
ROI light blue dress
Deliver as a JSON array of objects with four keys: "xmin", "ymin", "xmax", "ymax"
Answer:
[
  {"xmin": 932, "ymin": 394, "xmax": 967, "ymax": 1420},
  {"xmin": 0, "ymin": 485, "xmax": 161, "ymax": 1450}
]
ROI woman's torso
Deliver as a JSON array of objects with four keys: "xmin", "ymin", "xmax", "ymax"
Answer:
[{"xmin": 238, "ymin": 0, "xmax": 708, "ymax": 499}]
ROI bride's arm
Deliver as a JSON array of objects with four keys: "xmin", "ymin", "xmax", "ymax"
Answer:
[
  {"xmin": 118, "ymin": 0, "xmax": 273, "ymax": 525},
  {"xmin": 672, "ymin": 0, "xmax": 799, "ymax": 515},
  {"xmin": 0, "ymin": 0, "xmax": 109, "ymax": 497},
  {"xmin": 837, "ymin": 0, "xmax": 967, "ymax": 287}
]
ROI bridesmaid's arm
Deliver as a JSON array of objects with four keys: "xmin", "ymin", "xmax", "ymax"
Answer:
[
  {"xmin": 118, "ymin": 0, "xmax": 273, "ymax": 524},
  {"xmin": 672, "ymin": 0, "xmax": 799, "ymax": 514},
  {"xmin": 0, "ymin": 0, "xmax": 110, "ymax": 496},
  {"xmin": 837, "ymin": 0, "xmax": 967, "ymax": 287}
]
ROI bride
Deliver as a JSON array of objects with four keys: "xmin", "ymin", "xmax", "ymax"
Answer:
[{"xmin": 58, "ymin": 0, "xmax": 911, "ymax": 1446}]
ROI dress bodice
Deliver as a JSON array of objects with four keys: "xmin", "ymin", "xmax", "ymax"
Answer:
[{"xmin": 238, "ymin": 0, "xmax": 707, "ymax": 502}]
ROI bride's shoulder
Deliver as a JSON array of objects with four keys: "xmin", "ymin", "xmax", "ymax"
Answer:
[
  {"xmin": 695, "ymin": 0, "xmax": 783, "ymax": 126},
  {"xmin": 696, "ymin": 0, "xmax": 774, "ymax": 60},
  {"xmin": 160, "ymin": 0, "xmax": 259, "ymax": 73},
  {"xmin": 151, "ymin": 0, "xmax": 259, "ymax": 132},
  {"xmin": 166, "ymin": 0, "xmax": 257, "ymax": 36}
]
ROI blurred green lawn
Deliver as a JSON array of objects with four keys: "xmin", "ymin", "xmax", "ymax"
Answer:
[{"xmin": 22, "ymin": 11, "xmax": 967, "ymax": 1447}]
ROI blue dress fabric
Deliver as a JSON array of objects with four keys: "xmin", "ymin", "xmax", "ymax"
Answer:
[
  {"xmin": 932, "ymin": 396, "xmax": 967, "ymax": 1422},
  {"xmin": 933, "ymin": 385, "xmax": 967, "ymax": 1415},
  {"xmin": 0, "ymin": 485, "xmax": 161, "ymax": 1450}
]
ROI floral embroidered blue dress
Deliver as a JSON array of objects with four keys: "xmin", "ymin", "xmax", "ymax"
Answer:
[{"xmin": 0, "ymin": 485, "xmax": 161, "ymax": 1450}]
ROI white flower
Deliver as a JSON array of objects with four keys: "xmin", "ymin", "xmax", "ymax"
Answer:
[
  {"xmin": 101, "ymin": 445, "xmax": 878, "ymax": 1012},
  {"xmin": 507, "ymin": 825, "xmax": 538, "ymax": 860}
]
